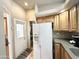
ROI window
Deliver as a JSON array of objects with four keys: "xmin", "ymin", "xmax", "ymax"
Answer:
[{"xmin": 16, "ymin": 21, "xmax": 25, "ymax": 38}]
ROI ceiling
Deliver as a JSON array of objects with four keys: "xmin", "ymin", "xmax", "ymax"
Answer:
[
  {"xmin": 13, "ymin": 0, "xmax": 35, "ymax": 10},
  {"xmin": 13, "ymin": 0, "xmax": 79, "ymax": 17},
  {"xmin": 37, "ymin": 0, "xmax": 65, "ymax": 6},
  {"xmin": 37, "ymin": 1, "xmax": 65, "ymax": 12},
  {"xmin": 36, "ymin": 0, "xmax": 79, "ymax": 17}
]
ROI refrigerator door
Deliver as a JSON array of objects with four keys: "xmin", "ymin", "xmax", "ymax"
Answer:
[
  {"xmin": 33, "ymin": 24, "xmax": 41, "ymax": 59},
  {"xmin": 33, "ymin": 22, "xmax": 53, "ymax": 59},
  {"xmin": 39, "ymin": 23, "xmax": 53, "ymax": 59}
]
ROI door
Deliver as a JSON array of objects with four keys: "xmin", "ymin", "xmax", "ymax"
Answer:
[
  {"xmin": 60, "ymin": 45, "xmax": 64, "ymax": 59},
  {"xmin": 33, "ymin": 24, "xmax": 41, "ymax": 59},
  {"xmin": 69, "ymin": 7, "xmax": 77, "ymax": 31},
  {"xmin": 39, "ymin": 23, "xmax": 53, "ymax": 59},
  {"xmin": 54, "ymin": 15, "xmax": 60, "ymax": 31},
  {"xmin": 60, "ymin": 11, "xmax": 69, "ymax": 31},
  {"xmin": 33, "ymin": 22, "xmax": 53, "ymax": 59},
  {"xmin": 14, "ymin": 19, "xmax": 27, "ymax": 58}
]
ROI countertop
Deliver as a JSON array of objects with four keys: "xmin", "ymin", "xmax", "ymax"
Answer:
[{"xmin": 54, "ymin": 39, "xmax": 79, "ymax": 59}]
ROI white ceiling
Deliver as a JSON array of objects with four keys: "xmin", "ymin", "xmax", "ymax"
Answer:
[
  {"xmin": 13, "ymin": 0, "xmax": 79, "ymax": 17},
  {"xmin": 36, "ymin": 0, "xmax": 79, "ymax": 17},
  {"xmin": 36, "ymin": 0, "xmax": 67, "ymax": 16},
  {"xmin": 36, "ymin": 0, "xmax": 65, "ymax": 12},
  {"xmin": 13, "ymin": 0, "xmax": 35, "ymax": 10},
  {"xmin": 37, "ymin": 0, "xmax": 65, "ymax": 6}
]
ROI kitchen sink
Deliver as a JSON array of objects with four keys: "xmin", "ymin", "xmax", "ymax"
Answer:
[{"xmin": 70, "ymin": 48, "xmax": 79, "ymax": 57}]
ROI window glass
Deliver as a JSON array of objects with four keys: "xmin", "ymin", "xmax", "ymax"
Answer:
[{"xmin": 16, "ymin": 22, "xmax": 24, "ymax": 38}]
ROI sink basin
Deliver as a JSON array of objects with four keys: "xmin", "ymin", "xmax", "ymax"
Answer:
[{"xmin": 70, "ymin": 48, "xmax": 79, "ymax": 57}]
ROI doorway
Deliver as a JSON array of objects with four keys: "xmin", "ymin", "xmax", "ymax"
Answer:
[
  {"xmin": 29, "ymin": 21, "xmax": 35, "ymax": 48},
  {"xmin": 14, "ymin": 19, "xmax": 27, "ymax": 58}
]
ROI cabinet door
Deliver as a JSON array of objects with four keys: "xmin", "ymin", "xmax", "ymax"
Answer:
[
  {"xmin": 77, "ymin": 3, "xmax": 79, "ymax": 32},
  {"xmin": 60, "ymin": 45, "xmax": 64, "ymax": 59},
  {"xmin": 54, "ymin": 15, "xmax": 60, "ymax": 31},
  {"xmin": 60, "ymin": 11, "xmax": 69, "ymax": 31},
  {"xmin": 55, "ymin": 43, "xmax": 61, "ymax": 59},
  {"xmin": 69, "ymin": 7, "xmax": 77, "ymax": 31},
  {"xmin": 64, "ymin": 51, "xmax": 71, "ymax": 59}
]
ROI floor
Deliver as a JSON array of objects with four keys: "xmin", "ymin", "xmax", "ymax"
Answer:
[
  {"xmin": 26, "ymin": 52, "xmax": 33, "ymax": 59},
  {"xmin": 16, "ymin": 49, "xmax": 33, "ymax": 59}
]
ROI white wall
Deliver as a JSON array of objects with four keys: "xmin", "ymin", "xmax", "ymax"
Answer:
[
  {"xmin": 4, "ymin": 0, "xmax": 26, "ymax": 19},
  {"xmin": 26, "ymin": 9, "xmax": 36, "ymax": 48},
  {"xmin": 0, "ymin": 0, "xmax": 6, "ymax": 59},
  {"xmin": 12, "ymin": 2, "xmax": 26, "ymax": 20},
  {"xmin": 4, "ymin": 0, "xmax": 27, "ymax": 58},
  {"xmin": 26, "ymin": 9, "xmax": 36, "ymax": 21}
]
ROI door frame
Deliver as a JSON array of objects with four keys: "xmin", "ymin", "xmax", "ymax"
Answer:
[
  {"xmin": 4, "ymin": 12, "xmax": 15, "ymax": 59},
  {"xmin": 14, "ymin": 19, "xmax": 27, "ymax": 58},
  {"xmin": 29, "ymin": 21, "xmax": 35, "ymax": 48}
]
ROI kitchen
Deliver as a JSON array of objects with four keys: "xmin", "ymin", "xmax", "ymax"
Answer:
[
  {"xmin": 1, "ymin": 0, "xmax": 79, "ymax": 59},
  {"xmin": 36, "ymin": 1, "xmax": 79, "ymax": 59}
]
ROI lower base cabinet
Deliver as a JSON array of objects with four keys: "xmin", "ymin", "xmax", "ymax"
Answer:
[
  {"xmin": 60, "ymin": 45, "xmax": 64, "ymax": 59},
  {"xmin": 55, "ymin": 43, "xmax": 71, "ymax": 59},
  {"xmin": 64, "ymin": 51, "xmax": 71, "ymax": 59},
  {"xmin": 55, "ymin": 43, "xmax": 61, "ymax": 59}
]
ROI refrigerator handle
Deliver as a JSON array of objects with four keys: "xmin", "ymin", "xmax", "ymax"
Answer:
[
  {"xmin": 34, "ymin": 34, "xmax": 41, "ymax": 48},
  {"xmin": 34, "ymin": 34, "xmax": 39, "ymax": 42}
]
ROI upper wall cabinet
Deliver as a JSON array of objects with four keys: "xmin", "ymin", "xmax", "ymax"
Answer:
[
  {"xmin": 77, "ymin": 3, "xmax": 79, "ymax": 32},
  {"xmin": 60, "ymin": 11, "xmax": 69, "ymax": 31},
  {"xmin": 54, "ymin": 15, "xmax": 60, "ymax": 31},
  {"xmin": 37, "ymin": 17, "xmax": 44, "ymax": 23},
  {"xmin": 69, "ymin": 7, "xmax": 77, "ymax": 31},
  {"xmin": 37, "ymin": 16, "xmax": 54, "ymax": 23}
]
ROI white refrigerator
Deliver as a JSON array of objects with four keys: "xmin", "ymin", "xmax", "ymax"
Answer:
[{"xmin": 33, "ymin": 22, "xmax": 53, "ymax": 59}]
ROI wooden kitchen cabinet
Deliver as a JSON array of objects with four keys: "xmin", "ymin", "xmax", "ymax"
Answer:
[
  {"xmin": 55, "ymin": 43, "xmax": 72, "ymax": 59},
  {"xmin": 37, "ymin": 17, "xmax": 44, "ymax": 23},
  {"xmin": 55, "ymin": 43, "xmax": 61, "ymax": 59},
  {"xmin": 54, "ymin": 15, "xmax": 60, "ymax": 31},
  {"xmin": 60, "ymin": 45, "xmax": 64, "ymax": 59},
  {"xmin": 77, "ymin": 3, "xmax": 79, "ymax": 32},
  {"xmin": 64, "ymin": 51, "xmax": 71, "ymax": 59},
  {"xmin": 60, "ymin": 11, "xmax": 69, "ymax": 31},
  {"xmin": 69, "ymin": 6, "xmax": 77, "ymax": 31}
]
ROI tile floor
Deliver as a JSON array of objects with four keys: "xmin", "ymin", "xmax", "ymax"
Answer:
[
  {"xmin": 16, "ymin": 49, "xmax": 33, "ymax": 59},
  {"xmin": 26, "ymin": 52, "xmax": 33, "ymax": 59}
]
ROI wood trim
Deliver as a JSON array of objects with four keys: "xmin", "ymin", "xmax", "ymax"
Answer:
[
  {"xmin": 4, "ymin": 17, "xmax": 9, "ymax": 59},
  {"xmin": 4, "ymin": 17, "xmax": 8, "ymax": 35}
]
